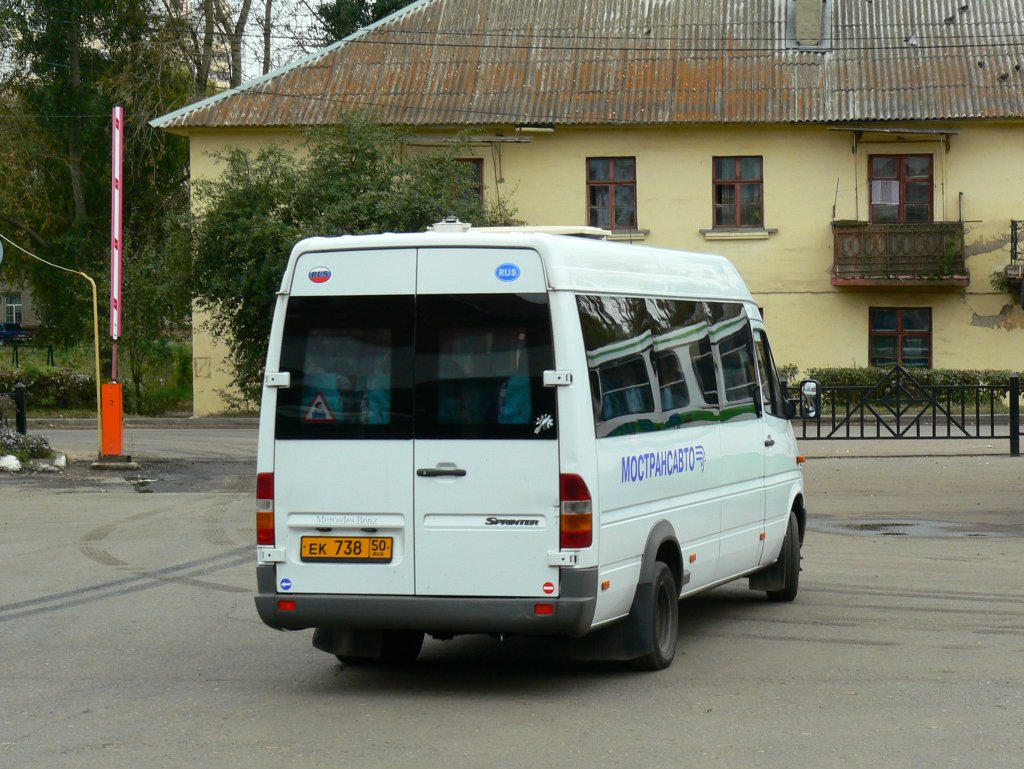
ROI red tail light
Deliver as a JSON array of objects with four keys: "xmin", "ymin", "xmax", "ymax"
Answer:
[
  {"xmin": 256, "ymin": 472, "xmax": 275, "ymax": 546},
  {"xmin": 559, "ymin": 473, "xmax": 593, "ymax": 549}
]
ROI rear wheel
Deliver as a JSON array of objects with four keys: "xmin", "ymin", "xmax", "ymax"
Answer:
[
  {"xmin": 631, "ymin": 562, "xmax": 679, "ymax": 671},
  {"xmin": 336, "ymin": 630, "xmax": 425, "ymax": 666},
  {"xmin": 380, "ymin": 630, "xmax": 425, "ymax": 663},
  {"xmin": 767, "ymin": 511, "xmax": 801, "ymax": 602}
]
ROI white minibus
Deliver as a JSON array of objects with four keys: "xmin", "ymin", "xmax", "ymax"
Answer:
[{"xmin": 254, "ymin": 224, "xmax": 819, "ymax": 670}]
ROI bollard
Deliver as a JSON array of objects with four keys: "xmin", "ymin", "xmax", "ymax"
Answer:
[
  {"xmin": 1011, "ymin": 374, "xmax": 1020, "ymax": 457},
  {"xmin": 14, "ymin": 381, "xmax": 27, "ymax": 435}
]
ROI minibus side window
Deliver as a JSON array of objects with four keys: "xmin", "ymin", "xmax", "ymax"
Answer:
[
  {"xmin": 707, "ymin": 301, "xmax": 758, "ymax": 422},
  {"xmin": 648, "ymin": 298, "xmax": 719, "ymax": 425},
  {"xmin": 578, "ymin": 294, "xmax": 720, "ymax": 437},
  {"xmin": 754, "ymin": 331, "xmax": 786, "ymax": 417}
]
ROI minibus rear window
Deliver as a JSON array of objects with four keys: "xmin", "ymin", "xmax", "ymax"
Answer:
[
  {"xmin": 275, "ymin": 293, "xmax": 554, "ymax": 440},
  {"xmin": 275, "ymin": 296, "xmax": 414, "ymax": 439}
]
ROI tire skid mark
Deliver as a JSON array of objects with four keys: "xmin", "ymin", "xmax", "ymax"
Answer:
[
  {"xmin": 681, "ymin": 631, "xmax": 899, "ymax": 648},
  {"xmin": 139, "ymin": 568, "xmax": 251, "ymax": 594},
  {"xmin": 805, "ymin": 583, "xmax": 1024, "ymax": 604},
  {"xmin": 78, "ymin": 542, "xmax": 127, "ymax": 567},
  {"xmin": 691, "ymin": 612, "xmax": 859, "ymax": 629},
  {"xmin": 0, "ymin": 547, "xmax": 251, "ymax": 622},
  {"xmin": 78, "ymin": 503, "xmax": 181, "ymax": 568},
  {"xmin": 807, "ymin": 601, "xmax": 1024, "ymax": 619}
]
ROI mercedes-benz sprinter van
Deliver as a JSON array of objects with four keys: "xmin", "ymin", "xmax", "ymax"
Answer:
[{"xmin": 255, "ymin": 225, "xmax": 817, "ymax": 670}]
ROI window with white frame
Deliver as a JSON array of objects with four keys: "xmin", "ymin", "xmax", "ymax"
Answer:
[{"xmin": 4, "ymin": 293, "xmax": 22, "ymax": 324}]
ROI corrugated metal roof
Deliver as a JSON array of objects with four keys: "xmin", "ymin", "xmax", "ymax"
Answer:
[{"xmin": 152, "ymin": 0, "xmax": 1024, "ymax": 130}]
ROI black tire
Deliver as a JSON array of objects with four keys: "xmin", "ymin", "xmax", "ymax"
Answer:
[
  {"xmin": 336, "ymin": 630, "xmax": 425, "ymax": 666},
  {"xmin": 380, "ymin": 630, "xmax": 425, "ymax": 664},
  {"xmin": 631, "ymin": 562, "xmax": 679, "ymax": 671},
  {"xmin": 767, "ymin": 511, "xmax": 801, "ymax": 603}
]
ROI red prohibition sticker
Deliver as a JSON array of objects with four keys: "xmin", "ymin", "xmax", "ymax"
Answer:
[{"xmin": 542, "ymin": 581, "xmax": 555, "ymax": 595}]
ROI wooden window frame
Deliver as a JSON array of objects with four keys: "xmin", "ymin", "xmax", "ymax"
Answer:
[
  {"xmin": 456, "ymin": 158, "xmax": 484, "ymax": 203},
  {"xmin": 868, "ymin": 307, "xmax": 933, "ymax": 368},
  {"xmin": 868, "ymin": 154, "xmax": 934, "ymax": 224},
  {"xmin": 586, "ymin": 157, "xmax": 637, "ymax": 230},
  {"xmin": 712, "ymin": 156, "xmax": 764, "ymax": 228}
]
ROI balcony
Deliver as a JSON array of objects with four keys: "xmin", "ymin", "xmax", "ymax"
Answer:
[{"xmin": 831, "ymin": 221, "xmax": 969, "ymax": 288}]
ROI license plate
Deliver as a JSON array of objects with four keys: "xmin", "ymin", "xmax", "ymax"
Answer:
[{"xmin": 300, "ymin": 536, "xmax": 393, "ymax": 563}]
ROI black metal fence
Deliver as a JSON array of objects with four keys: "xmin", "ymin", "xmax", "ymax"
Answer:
[
  {"xmin": 0, "ymin": 382, "xmax": 27, "ymax": 435},
  {"xmin": 7, "ymin": 342, "xmax": 55, "ymax": 368},
  {"xmin": 795, "ymin": 366, "xmax": 1022, "ymax": 456}
]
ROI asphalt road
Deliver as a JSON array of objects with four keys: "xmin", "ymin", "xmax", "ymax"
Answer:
[{"xmin": 2, "ymin": 427, "xmax": 1022, "ymax": 768}]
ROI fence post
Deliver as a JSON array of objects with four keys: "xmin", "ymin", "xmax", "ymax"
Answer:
[
  {"xmin": 14, "ymin": 381, "xmax": 27, "ymax": 435},
  {"xmin": 1011, "ymin": 374, "xmax": 1020, "ymax": 457}
]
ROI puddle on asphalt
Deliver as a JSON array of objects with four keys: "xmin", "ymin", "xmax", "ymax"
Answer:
[{"xmin": 810, "ymin": 518, "xmax": 1024, "ymax": 538}]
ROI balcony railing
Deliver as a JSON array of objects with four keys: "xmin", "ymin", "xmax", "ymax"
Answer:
[{"xmin": 832, "ymin": 221, "xmax": 969, "ymax": 288}]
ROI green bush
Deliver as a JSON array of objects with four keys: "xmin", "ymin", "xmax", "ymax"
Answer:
[
  {"xmin": 0, "ymin": 367, "xmax": 95, "ymax": 411},
  {"xmin": 801, "ymin": 366, "xmax": 1023, "ymax": 411},
  {"xmin": 0, "ymin": 425, "xmax": 53, "ymax": 460}
]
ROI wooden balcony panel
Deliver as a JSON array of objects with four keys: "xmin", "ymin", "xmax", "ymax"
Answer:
[{"xmin": 831, "ymin": 221, "xmax": 969, "ymax": 288}]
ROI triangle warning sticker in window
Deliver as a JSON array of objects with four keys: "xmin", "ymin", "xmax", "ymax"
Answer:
[{"xmin": 303, "ymin": 391, "xmax": 336, "ymax": 423}]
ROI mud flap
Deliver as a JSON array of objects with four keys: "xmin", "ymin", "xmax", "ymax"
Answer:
[
  {"xmin": 748, "ymin": 557, "xmax": 786, "ymax": 592},
  {"xmin": 564, "ymin": 582, "xmax": 653, "ymax": 662}
]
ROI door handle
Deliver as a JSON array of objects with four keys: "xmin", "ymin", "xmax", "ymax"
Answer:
[
  {"xmin": 764, "ymin": 436, "xmax": 776, "ymax": 447},
  {"xmin": 416, "ymin": 467, "xmax": 467, "ymax": 478}
]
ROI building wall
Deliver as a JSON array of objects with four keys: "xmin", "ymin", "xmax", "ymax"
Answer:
[
  {"xmin": 186, "ymin": 122, "xmax": 1024, "ymax": 414},
  {"xmin": 189, "ymin": 130, "xmax": 300, "ymax": 415}
]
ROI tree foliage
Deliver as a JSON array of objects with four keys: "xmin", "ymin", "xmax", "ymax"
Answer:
[
  {"xmin": 193, "ymin": 113, "xmax": 519, "ymax": 403},
  {"xmin": 314, "ymin": 0, "xmax": 415, "ymax": 45},
  {"xmin": 0, "ymin": 0, "xmax": 193, "ymax": 408}
]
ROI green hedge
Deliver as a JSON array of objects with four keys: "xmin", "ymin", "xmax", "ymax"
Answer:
[
  {"xmin": 797, "ymin": 366, "xmax": 1023, "ymax": 410},
  {"xmin": 0, "ymin": 367, "xmax": 95, "ymax": 410},
  {"xmin": 803, "ymin": 366, "xmax": 1021, "ymax": 389}
]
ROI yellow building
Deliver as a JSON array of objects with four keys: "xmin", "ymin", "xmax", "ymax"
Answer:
[{"xmin": 153, "ymin": 0, "xmax": 1024, "ymax": 416}]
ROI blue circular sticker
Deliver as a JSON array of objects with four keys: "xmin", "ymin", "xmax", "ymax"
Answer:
[
  {"xmin": 495, "ymin": 263, "xmax": 521, "ymax": 282},
  {"xmin": 280, "ymin": 578, "xmax": 292, "ymax": 591}
]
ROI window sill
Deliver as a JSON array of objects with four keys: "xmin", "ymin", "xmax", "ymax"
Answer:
[
  {"xmin": 606, "ymin": 229, "xmax": 650, "ymax": 242},
  {"xmin": 700, "ymin": 228, "xmax": 777, "ymax": 241}
]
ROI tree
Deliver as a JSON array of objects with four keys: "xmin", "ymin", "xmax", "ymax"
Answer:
[
  {"xmin": 314, "ymin": 0, "xmax": 415, "ymax": 45},
  {"xmin": 0, "ymin": 0, "xmax": 193, "ymax": 409},
  {"xmin": 192, "ymin": 112, "xmax": 518, "ymax": 403}
]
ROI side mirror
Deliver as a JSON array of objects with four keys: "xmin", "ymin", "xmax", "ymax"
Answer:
[{"xmin": 799, "ymin": 379, "xmax": 822, "ymax": 420}]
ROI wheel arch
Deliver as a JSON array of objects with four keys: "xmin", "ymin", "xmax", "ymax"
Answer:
[
  {"xmin": 791, "ymin": 492, "xmax": 806, "ymax": 544},
  {"xmin": 639, "ymin": 520, "xmax": 683, "ymax": 592}
]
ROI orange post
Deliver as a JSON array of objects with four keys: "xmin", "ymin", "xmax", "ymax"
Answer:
[{"xmin": 101, "ymin": 383, "xmax": 124, "ymax": 457}]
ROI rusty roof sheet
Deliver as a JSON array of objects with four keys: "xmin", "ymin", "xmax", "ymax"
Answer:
[{"xmin": 152, "ymin": 0, "xmax": 1024, "ymax": 130}]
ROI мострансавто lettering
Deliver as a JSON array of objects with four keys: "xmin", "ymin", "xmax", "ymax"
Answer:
[{"xmin": 621, "ymin": 445, "xmax": 706, "ymax": 483}]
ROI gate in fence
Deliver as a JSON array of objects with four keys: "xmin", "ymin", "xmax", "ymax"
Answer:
[{"xmin": 794, "ymin": 365, "xmax": 1022, "ymax": 456}]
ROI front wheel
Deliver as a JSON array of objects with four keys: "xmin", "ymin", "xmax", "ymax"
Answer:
[
  {"xmin": 767, "ymin": 511, "xmax": 801, "ymax": 603},
  {"xmin": 631, "ymin": 562, "xmax": 679, "ymax": 671}
]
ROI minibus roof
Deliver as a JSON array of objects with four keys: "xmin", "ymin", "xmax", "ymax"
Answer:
[{"xmin": 287, "ymin": 230, "xmax": 755, "ymax": 304}]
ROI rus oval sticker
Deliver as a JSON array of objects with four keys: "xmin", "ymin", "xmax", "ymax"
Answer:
[
  {"xmin": 495, "ymin": 263, "xmax": 521, "ymax": 282},
  {"xmin": 308, "ymin": 267, "xmax": 331, "ymax": 284}
]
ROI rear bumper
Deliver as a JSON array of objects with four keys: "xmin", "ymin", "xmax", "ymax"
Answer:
[{"xmin": 254, "ymin": 564, "xmax": 598, "ymax": 638}]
